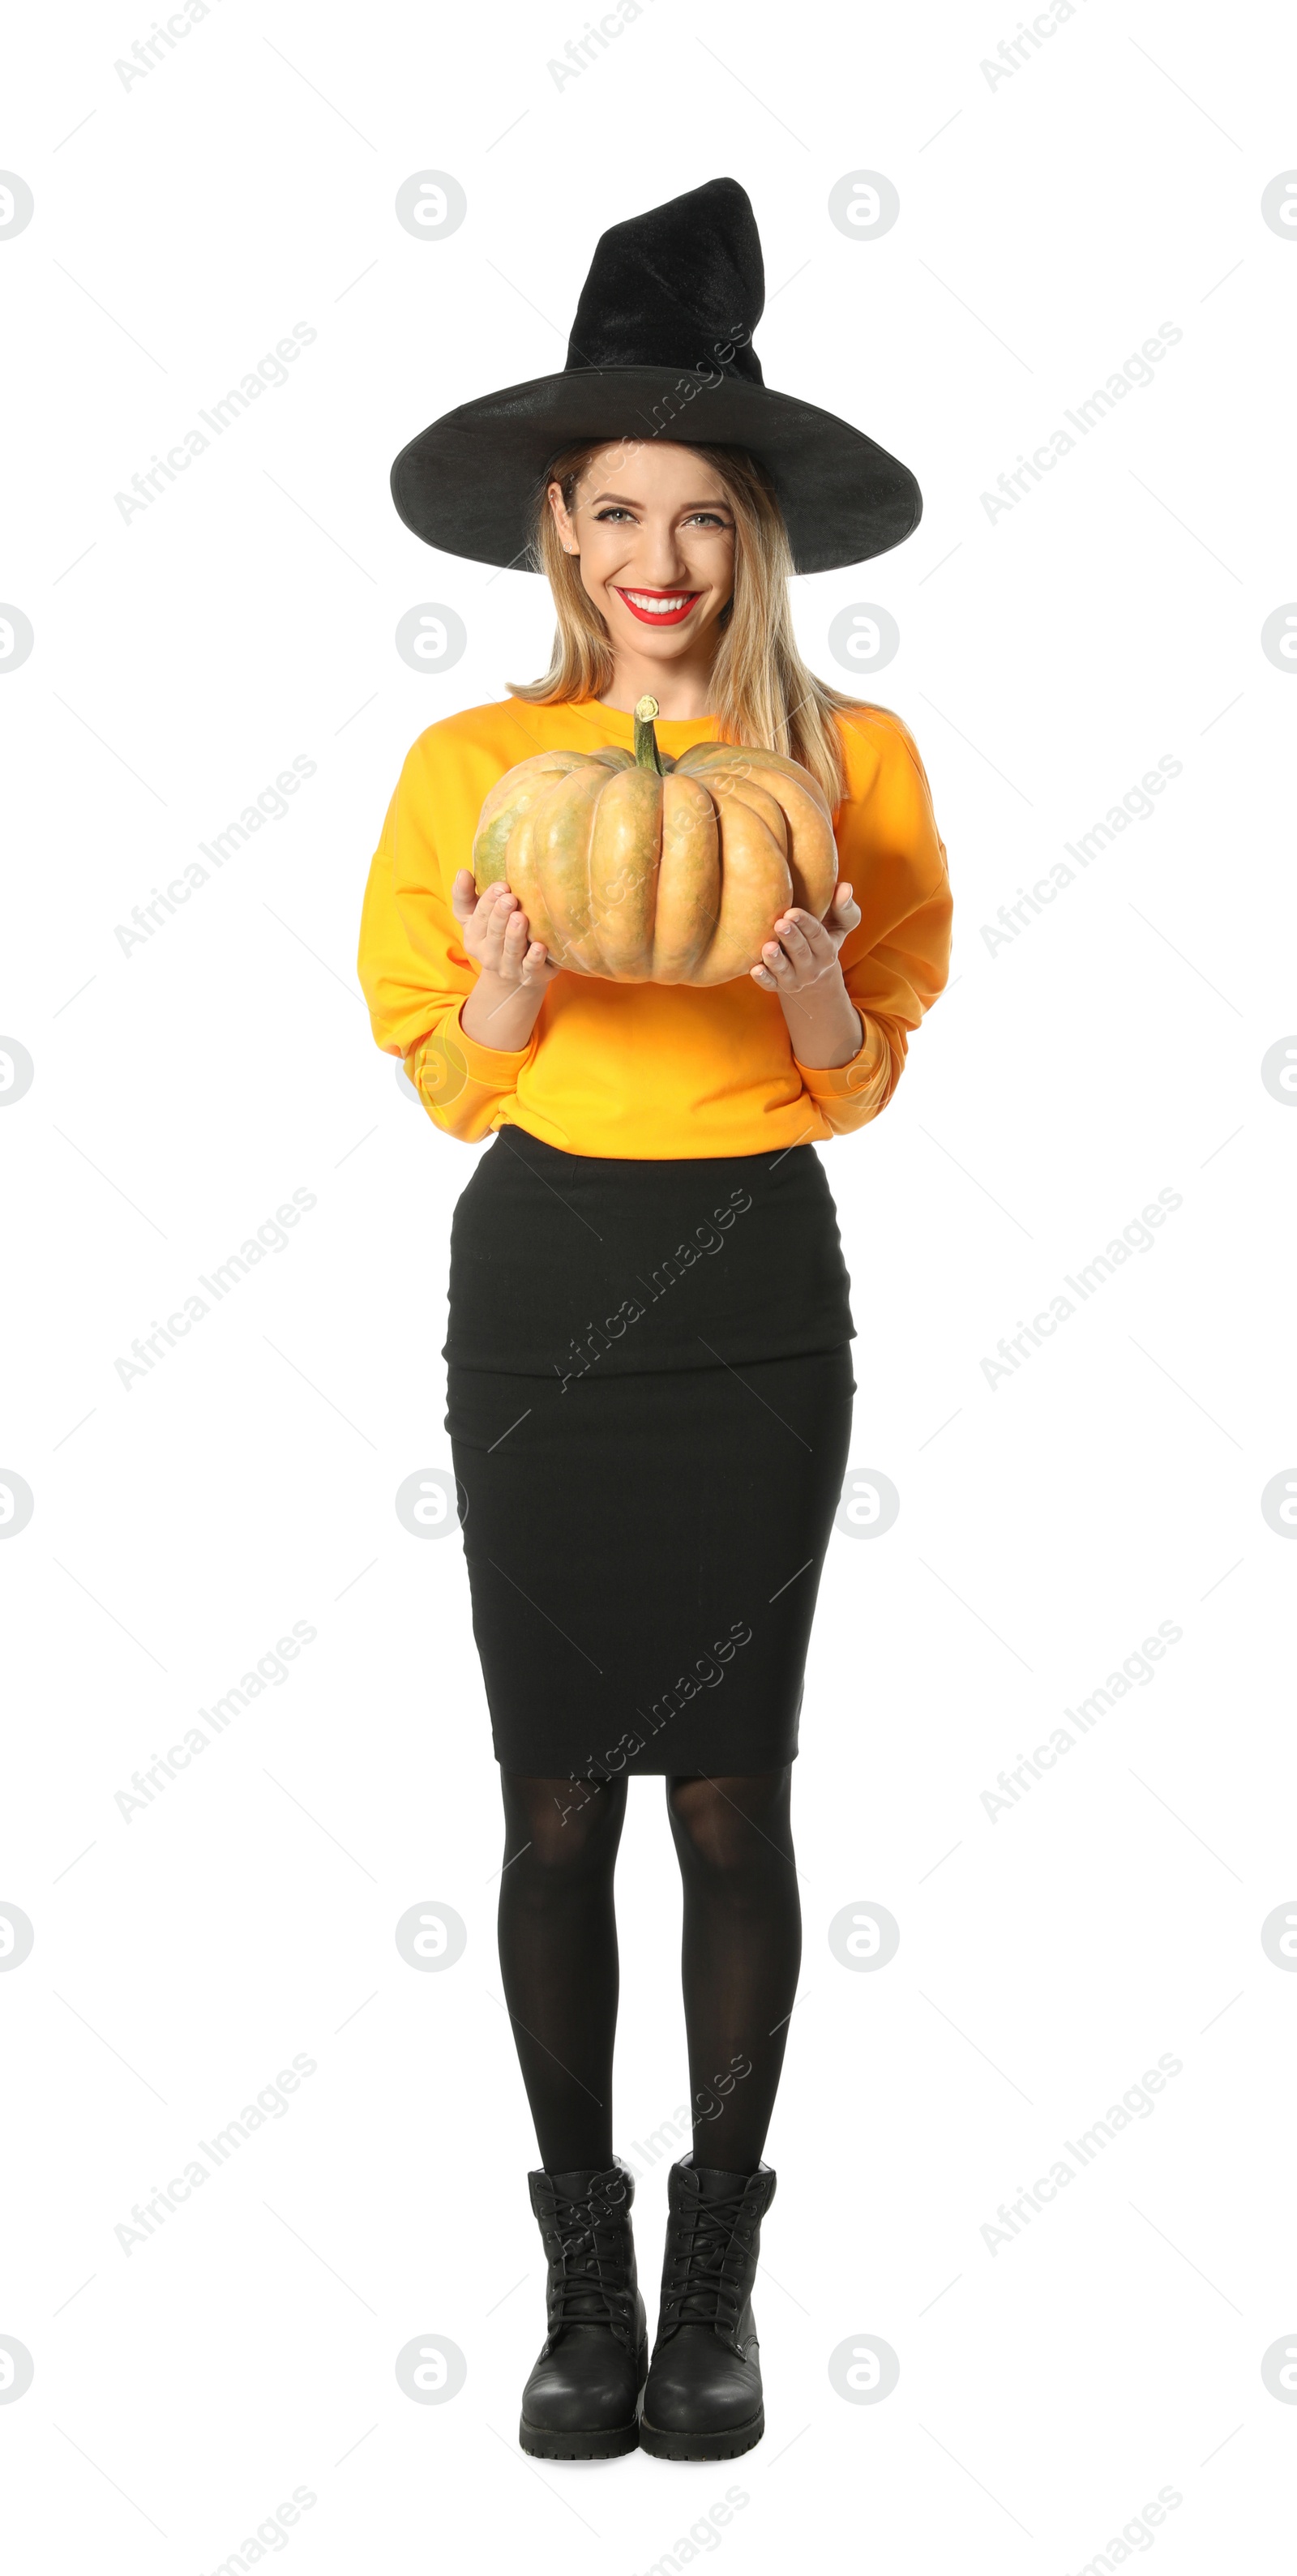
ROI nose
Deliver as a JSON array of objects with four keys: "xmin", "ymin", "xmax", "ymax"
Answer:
[{"xmin": 633, "ymin": 515, "xmax": 694, "ymax": 586}]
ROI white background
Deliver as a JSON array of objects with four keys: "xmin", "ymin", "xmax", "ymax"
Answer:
[{"xmin": 2, "ymin": 2, "xmax": 1295, "ymax": 2569}]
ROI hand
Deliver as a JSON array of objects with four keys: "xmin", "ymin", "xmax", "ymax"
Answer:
[
  {"xmin": 452, "ymin": 870, "xmax": 561, "ymax": 993},
  {"xmin": 751, "ymin": 879, "xmax": 864, "ymax": 1071},
  {"xmin": 749, "ymin": 879, "xmax": 861, "ymax": 995},
  {"xmin": 452, "ymin": 870, "xmax": 562, "ymax": 1052}
]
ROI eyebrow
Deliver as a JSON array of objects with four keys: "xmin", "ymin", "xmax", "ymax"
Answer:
[{"xmin": 580, "ymin": 490, "xmax": 733, "ymax": 511}]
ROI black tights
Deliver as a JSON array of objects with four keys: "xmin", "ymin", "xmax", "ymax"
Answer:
[{"xmin": 497, "ymin": 1769, "xmax": 801, "ymax": 2176}]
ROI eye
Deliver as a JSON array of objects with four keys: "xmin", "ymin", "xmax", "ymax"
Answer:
[
  {"xmin": 685, "ymin": 511, "xmax": 729, "ymax": 528},
  {"xmin": 594, "ymin": 506, "xmax": 635, "ymax": 522}
]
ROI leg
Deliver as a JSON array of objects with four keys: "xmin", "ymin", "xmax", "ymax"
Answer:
[
  {"xmin": 640, "ymin": 1769, "xmax": 794, "ymax": 2461},
  {"xmin": 497, "ymin": 1769, "xmax": 627, "ymax": 2172},
  {"xmin": 499, "ymin": 1772, "xmax": 646, "ymax": 2459},
  {"xmin": 666, "ymin": 1766, "xmax": 801, "ymax": 2175}
]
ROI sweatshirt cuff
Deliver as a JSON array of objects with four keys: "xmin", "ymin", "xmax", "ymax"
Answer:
[
  {"xmin": 793, "ymin": 1011, "xmax": 890, "ymax": 1109},
  {"xmin": 446, "ymin": 995, "xmax": 536, "ymax": 1080},
  {"xmin": 406, "ymin": 1000, "xmax": 534, "ymax": 1110}
]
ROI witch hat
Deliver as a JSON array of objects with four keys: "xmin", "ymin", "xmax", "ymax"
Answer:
[{"xmin": 390, "ymin": 176, "xmax": 920, "ymax": 577}]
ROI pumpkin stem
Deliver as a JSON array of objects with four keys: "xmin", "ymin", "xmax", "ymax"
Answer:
[{"xmin": 633, "ymin": 694, "xmax": 665, "ymax": 775}]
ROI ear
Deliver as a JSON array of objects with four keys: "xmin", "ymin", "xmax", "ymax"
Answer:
[{"xmin": 546, "ymin": 481, "xmax": 578, "ymax": 556}]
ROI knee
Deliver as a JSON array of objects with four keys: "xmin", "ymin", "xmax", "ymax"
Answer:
[
  {"xmin": 667, "ymin": 1769, "xmax": 792, "ymax": 1878},
  {"xmin": 503, "ymin": 1774, "xmax": 625, "ymax": 1879}
]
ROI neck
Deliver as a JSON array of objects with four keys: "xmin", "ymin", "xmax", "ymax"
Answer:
[{"xmin": 601, "ymin": 638, "xmax": 720, "ymax": 721}]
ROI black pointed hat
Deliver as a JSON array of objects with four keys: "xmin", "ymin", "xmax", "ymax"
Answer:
[{"xmin": 390, "ymin": 176, "xmax": 920, "ymax": 577}]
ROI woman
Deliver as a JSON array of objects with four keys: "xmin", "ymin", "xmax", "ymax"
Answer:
[{"xmin": 357, "ymin": 177, "xmax": 952, "ymax": 2464}]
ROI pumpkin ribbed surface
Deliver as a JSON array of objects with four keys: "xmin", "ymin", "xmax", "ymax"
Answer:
[{"xmin": 471, "ymin": 698, "xmax": 837, "ymax": 986}]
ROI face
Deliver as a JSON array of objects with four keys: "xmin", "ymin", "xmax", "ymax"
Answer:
[{"xmin": 546, "ymin": 442, "xmax": 735, "ymax": 668}]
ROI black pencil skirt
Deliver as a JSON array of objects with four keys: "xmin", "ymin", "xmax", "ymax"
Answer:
[{"xmin": 443, "ymin": 1125, "xmax": 856, "ymax": 1779}]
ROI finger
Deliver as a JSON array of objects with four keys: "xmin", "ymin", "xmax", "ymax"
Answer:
[
  {"xmin": 450, "ymin": 868, "xmax": 479, "ymax": 922},
  {"xmin": 794, "ymin": 923, "xmax": 837, "ymax": 973},
  {"xmin": 485, "ymin": 909, "xmax": 529, "ymax": 982},
  {"xmin": 750, "ymin": 961, "xmax": 778, "ymax": 990},
  {"xmin": 771, "ymin": 918, "xmax": 815, "ymax": 965},
  {"xmin": 477, "ymin": 889, "xmax": 517, "ymax": 969},
  {"xmin": 782, "ymin": 905, "xmax": 837, "ymax": 951},
  {"xmin": 759, "ymin": 938, "xmax": 795, "ymax": 979}
]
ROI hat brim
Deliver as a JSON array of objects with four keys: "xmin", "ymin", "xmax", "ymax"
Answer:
[{"xmin": 390, "ymin": 367, "xmax": 921, "ymax": 576}]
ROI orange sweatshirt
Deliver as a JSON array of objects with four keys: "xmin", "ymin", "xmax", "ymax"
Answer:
[{"xmin": 357, "ymin": 695, "xmax": 952, "ymax": 1158}]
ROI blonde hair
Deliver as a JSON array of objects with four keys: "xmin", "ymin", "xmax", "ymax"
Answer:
[{"xmin": 507, "ymin": 439, "xmax": 861, "ymax": 812}]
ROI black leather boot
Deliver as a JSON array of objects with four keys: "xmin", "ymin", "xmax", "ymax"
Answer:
[
  {"xmin": 519, "ymin": 2160, "xmax": 647, "ymax": 2458},
  {"xmin": 640, "ymin": 2157, "xmax": 777, "ymax": 2461}
]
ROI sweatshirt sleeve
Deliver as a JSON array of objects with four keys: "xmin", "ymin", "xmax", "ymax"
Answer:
[
  {"xmin": 356, "ymin": 730, "xmax": 537, "ymax": 1143},
  {"xmin": 791, "ymin": 708, "xmax": 952, "ymax": 1135}
]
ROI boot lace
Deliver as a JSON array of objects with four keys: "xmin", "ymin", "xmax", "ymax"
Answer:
[
  {"xmin": 661, "ymin": 2184, "xmax": 758, "ymax": 2339},
  {"xmin": 540, "ymin": 2179, "xmax": 638, "ymax": 2351}
]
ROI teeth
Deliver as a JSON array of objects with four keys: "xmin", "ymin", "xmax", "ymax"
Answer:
[{"xmin": 624, "ymin": 591, "xmax": 692, "ymax": 613}]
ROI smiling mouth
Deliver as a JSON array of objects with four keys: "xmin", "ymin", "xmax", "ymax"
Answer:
[{"xmin": 613, "ymin": 588, "xmax": 701, "ymax": 626}]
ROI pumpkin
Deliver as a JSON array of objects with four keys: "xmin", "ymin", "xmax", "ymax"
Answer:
[{"xmin": 471, "ymin": 697, "xmax": 838, "ymax": 986}]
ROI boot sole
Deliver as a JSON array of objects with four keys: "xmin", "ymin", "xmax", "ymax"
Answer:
[
  {"xmin": 638, "ymin": 2405, "xmax": 764, "ymax": 2462},
  {"xmin": 519, "ymin": 2415, "xmax": 640, "ymax": 2460}
]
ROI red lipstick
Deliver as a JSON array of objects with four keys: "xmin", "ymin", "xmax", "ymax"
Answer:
[{"xmin": 613, "ymin": 586, "xmax": 701, "ymax": 627}]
